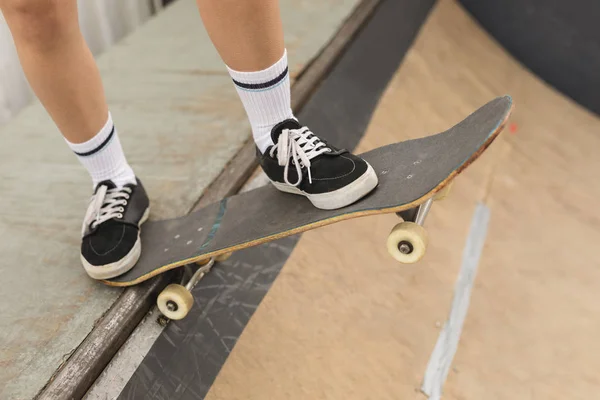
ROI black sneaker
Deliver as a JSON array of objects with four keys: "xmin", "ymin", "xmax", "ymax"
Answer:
[
  {"xmin": 258, "ymin": 119, "xmax": 378, "ymax": 210},
  {"xmin": 80, "ymin": 178, "xmax": 150, "ymax": 279}
]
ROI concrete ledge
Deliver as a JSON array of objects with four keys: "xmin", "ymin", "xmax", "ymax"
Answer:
[{"xmin": 0, "ymin": 0, "xmax": 361, "ymax": 399}]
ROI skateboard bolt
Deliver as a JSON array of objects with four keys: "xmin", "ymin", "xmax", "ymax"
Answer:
[
  {"xmin": 166, "ymin": 300, "xmax": 178, "ymax": 312},
  {"xmin": 398, "ymin": 241, "xmax": 413, "ymax": 254}
]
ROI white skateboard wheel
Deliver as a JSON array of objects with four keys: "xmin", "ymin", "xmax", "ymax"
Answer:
[
  {"xmin": 386, "ymin": 222, "xmax": 428, "ymax": 263},
  {"xmin": 157, "ymin": 284, "xmax": 194, "ymax": 320}
]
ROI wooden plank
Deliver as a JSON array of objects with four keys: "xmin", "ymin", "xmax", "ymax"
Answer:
[
  {"xmin": 436, "ymin": 2, "xmax": 600, "ymax": 398},
  {"xmin": 202, "ymin": 0, "xmax": 600, "ymax": 399},
  {"xmin": 201, "ymin": 0, "xmax": 508, "ymax": 395}
]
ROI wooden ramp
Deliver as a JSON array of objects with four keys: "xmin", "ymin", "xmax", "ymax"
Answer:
[{"xmin": 202, "ymin": 1, "xmax": 600, "ymax": 399}]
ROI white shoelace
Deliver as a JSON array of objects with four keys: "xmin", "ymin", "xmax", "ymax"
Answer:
[
  {"xmin": 269, "ymin": 127, "xmax": 331, "ymax": 186},
  {"xmin": 82, "ymin": 185, "xmax": 132, "ymax": 235}
]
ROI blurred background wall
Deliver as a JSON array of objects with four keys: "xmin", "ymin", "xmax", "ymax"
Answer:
[
  {"xmin": 0, "ymin": 0, "xmax": 164, "ymax": 125},
  {"xmin": 459, "ymin": 0, "xmax": 600, "ymax": 116}
]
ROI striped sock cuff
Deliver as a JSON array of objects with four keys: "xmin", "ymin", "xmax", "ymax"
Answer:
[
  {"xmin": 227, "ymin": 49, "xmax": 290, "ymax": 92},
  {"xmin": 67, "ymin": 113, "xmax": 115, "ymax": 157},
  {"xmin": 226, "ymin": 49, "xmax": 295, "ymax": 153},
  {"xmin": 65, "ymin": 113, "xmax": 136, "ymax": 187}
]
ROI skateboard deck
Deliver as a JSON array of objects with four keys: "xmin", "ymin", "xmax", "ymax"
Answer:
[{"xmin": 104, "ymin": 96, "xmax": 512, "ymax": 287}]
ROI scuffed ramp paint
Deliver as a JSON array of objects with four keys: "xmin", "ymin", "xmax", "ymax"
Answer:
[{"xmin": 422, "ymin": 202, "xmax": 491, "ymax": 399}]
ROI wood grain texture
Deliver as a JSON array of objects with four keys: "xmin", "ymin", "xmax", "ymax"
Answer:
[{"xmin": 202, "ymin": 1, "xmax": 600, "ymax": 399}]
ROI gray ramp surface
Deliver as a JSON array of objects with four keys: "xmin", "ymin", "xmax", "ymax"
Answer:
[{"xmin": 108, "ymin": 96, "xmax": 512, "ymax": 285}]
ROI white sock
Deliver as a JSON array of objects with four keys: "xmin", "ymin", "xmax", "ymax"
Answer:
[
  {"xmin": 66, "ymin": 113, "xmax": 136, "ymax": 188},
  {"xmin": 227, "ymin": 49, "xmax": 295, "ymax": 153}
]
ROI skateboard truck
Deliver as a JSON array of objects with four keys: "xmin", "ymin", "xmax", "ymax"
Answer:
[
  {"xmin": 102, "ymin": 95, "xmax": 511, "ymax": 327},
  {"xmin": 154, "ymin": 181, "xmax": 453, "ymax": 323},
  {"xmin": 156, "ymin": 252, "xmax": 232, "ymax": 323},
  {"xmin": 157, "ymin": 181, "xmax": 454, "ymax": 323},
  {"xmin": 387, "ymin": 181, "xmax": 453, "ymax": 263}
]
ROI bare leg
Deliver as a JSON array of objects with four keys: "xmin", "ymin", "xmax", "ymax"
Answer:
[
  {"xmin": 1, "ymin": 0, "xmax": 136, "ymax": 189},
  {"xmin": 1, "ymin": 0, "xmax": 146, "ymax": 279},
  {"xmin": 196, "ymin": 0, "xmax": 292, "ymax": 153},
  {"xmin": 196, "ymin": 0, "xmax": 379, "ymax": 210},
  {"xmin": 196, "ymin": 0, "xmax": 284, "ymax": 71},
  {"xmin": 1, "ymin": 0, "xmax": 107, "ymax": 143}
]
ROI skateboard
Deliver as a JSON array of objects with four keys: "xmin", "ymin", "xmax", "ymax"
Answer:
[{"xmin": 104, "ymin": 95, "xmax": 513, "ymax": 320}]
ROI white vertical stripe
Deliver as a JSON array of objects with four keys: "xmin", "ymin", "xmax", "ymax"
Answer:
[{"xmin": 421, "ymin": 202, "xmax": 491, "ymax": 399}]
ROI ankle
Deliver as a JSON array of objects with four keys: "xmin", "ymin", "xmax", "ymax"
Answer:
[
  {"xmin": 227, "ymin": 49, "xmax": 294, "ymax": 153},
  {"xmin": 94, "ymin": 164, "xmax": 136, "ymax": 189},
  {"xmin": 65, "ymin": 113, "xmax": 136, "ymax": 189}
]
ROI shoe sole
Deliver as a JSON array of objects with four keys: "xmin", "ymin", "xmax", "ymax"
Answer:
[
  {"xmin": 271, "ymin": 163, "xmax": 379, "ymax": 210},
  {"xmin": 82, "ymin": 207, "xmax": 150, "ymax": 280}
]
